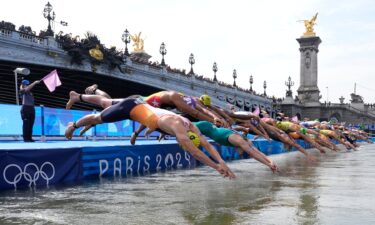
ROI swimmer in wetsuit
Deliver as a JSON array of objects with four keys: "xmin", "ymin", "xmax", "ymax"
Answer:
[
  {"xmin": 199, "ymin": 96, "xmax": 270, "ymax": 141},
  {"xmin": 193, "ymin": 121, "xmax": 279, "ymax": 173},
  {"xmin": 65, "ymin": 89, "xmax": 226, "ymax": 137},
  {"xmin": 64, "ymin": 96, "xmax": 235, "ymax": 179},
  {"xmin": 319, "ymin": 129, "xmax": 357, "ymax": 150},
  {"xmin": 239, "ymin": 117, "xmax": 317, "ymax": 162},
  {"xmin": 275, "ymin": 120, "xmax": 327, "ymax": 154},
  {"xmin": 130, "ymin": 92, "xmax": 228, "ymax": 143}
]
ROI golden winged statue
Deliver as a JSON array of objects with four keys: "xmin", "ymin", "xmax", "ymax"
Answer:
[
  {"xmin": 130, "ymin": 32, "xmax": 145, "ymax": 52},
  {"xmin": 302, "ymin": 13, "xmax": 318, "ymax": 37}
]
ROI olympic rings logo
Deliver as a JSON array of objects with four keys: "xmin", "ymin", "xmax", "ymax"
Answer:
[{"xmin": 3, "ymin": 162, "xmax": 55, "ymax": 188}]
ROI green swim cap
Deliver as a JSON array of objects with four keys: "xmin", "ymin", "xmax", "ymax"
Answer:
[
  {"xmin": 300, "ymin": 127, "xmax": 307, "ymax": 135},
  {"xmin": 187, "ymin": 131, "xmax": 200, "ymax": 147}
]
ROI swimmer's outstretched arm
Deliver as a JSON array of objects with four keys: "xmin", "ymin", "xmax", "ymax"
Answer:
[
  {"xmin": 198, "ymin": 103, "xmax": 228, "ymax": 127},
  {"xmin": 246, "ymin": 142, "xmax": 279, "ymax": 173},
  {"xmin": 190, "ymin": 125, "xmax": 236, "ymax": 179},
  {"xmin": 208, "ymin": 105, "xmax": 235, "ymax": 127},
  {"xmin": 256, "ymin": 123, "xmax": 271, "ymax": 140},
  {"xmin": 227, "ymin": 133, "xmax": 278, "ymax": 173},
  {"xmin": 176, "ymin": 132, "xmax": 233, "ymax": 178},
  {"xmin": 195, "ymin": 102, "xmax": 226, "ymax": 126},
  {"xmin": 235, "ymin": 123, "xmax": 270, "ymax": 141},
  {"xmin": 227, "ymin": 111, "xmax": 260, "ymax": 121},
  {"xmin": 170, "ymin": 94, "xmax": 215, "ymax": 123}
]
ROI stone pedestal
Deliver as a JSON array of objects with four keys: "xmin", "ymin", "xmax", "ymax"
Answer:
[
  {"xmin": 130, "ymin": 51, "xmax": 152, "ymax": 61},
  {"xmin": 282, "ymin": 96, "xmax": 295, "ymax": 104},
  {"xmin": 296, "ymin": 36, "xmax": 321, "ymax": 105}
]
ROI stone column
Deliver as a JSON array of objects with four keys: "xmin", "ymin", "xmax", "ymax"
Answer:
[{"xmin": 296, "ymin": 36, "xmax": 321, "ymax": 106}]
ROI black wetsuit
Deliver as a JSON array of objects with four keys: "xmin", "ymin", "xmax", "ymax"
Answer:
[{"xmin": 101, "ymin": 97, "xmax": 142, "ymax": 123}]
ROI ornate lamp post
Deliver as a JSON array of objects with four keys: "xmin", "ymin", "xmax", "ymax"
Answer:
[
  {"xmin": 14, "ymin": 68, "xmax": 30, "ymax": 105},
  {"xmin": 43, "ymin": 2, "xmax": 56, "ymax": 36},
  {"xmin": 285, "ymin": 76, "xmax": 294, "ymax": 97},
  {"xmin": 121, "ymin": 29, "xmax": 131, "ymax": 56},
  {"xmin": 188, "ymin": 53, "xmax": 195, "ymax": 75},
  {"xmin": 233, "ymin": 69, "xmax": 237, "ymax": 87},
  {"xmin": 263, "ymin": 80, "xmax": 267, "ymax": 96},
  {"xmin": 159, "ymin": 42, "xmax": 167, "ymax": 66},
  {"xmin": 212, "ymin": 62, "xmax": 218, "ymax": 82},
  {"xmin": 249, "ymin": 75, "xmax": 253, "ymax": 92}
]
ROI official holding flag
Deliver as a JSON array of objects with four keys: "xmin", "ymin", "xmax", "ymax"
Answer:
[
  {"xmin": 19, "ymin": 69, "xmax": 61, "ymax": 142},
  {"xmin": 20, "ymin": 79, "xmax": 40, "ymax": 142}
]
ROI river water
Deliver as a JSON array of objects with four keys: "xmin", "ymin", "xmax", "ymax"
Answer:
[{"xmin": 1, "ymin": 144, "xmax": 375, "ymax": 225}]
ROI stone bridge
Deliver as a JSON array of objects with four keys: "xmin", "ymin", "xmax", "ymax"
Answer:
[
  {"xmin": 281, "ymin": 103, "xmax": 375, "ymax": 124},
  {"xmin": 0, "ymin": 28, "xmax": 273, "ymax": 112}
]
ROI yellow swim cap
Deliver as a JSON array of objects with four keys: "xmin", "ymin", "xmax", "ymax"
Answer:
[
  {"xmin": 199, "ymin": 94, "xmax": 211, "ymax": 106},
  {"xmin": 187, "ymin": 131, "xmax": 200, "ymax": 147}
]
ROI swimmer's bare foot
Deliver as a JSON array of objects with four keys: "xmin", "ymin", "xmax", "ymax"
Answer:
[
  {"xmin": 85, "ymin": 84, "xmax": 98, "ymax": 95},
  {"xmin": 158, "ymin": 133, "xmax": 166, "ymax": 142},
  {"xmin": 130, "ymin": 132, "xmax": 138, "ymax": 145},
  {"xmin": 66, "ymin": 91, "xmax": 80, "ymax": 109},
  {"xmin": 65, "ymin": 122, "xmax": 76, "ymax": 140},
  {"xmin": 79, "ymin": 125, "xmax": 93, "ymax": 136}
]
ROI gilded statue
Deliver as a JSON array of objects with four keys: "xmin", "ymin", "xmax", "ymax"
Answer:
[
  {"xmin": 302, "ymin": 13, "xmax": 318, "ymax": 37},
  {"xmin": 89, "ymin": 44, "xmax": 104, "ymax": 60},
  {"xmin": 130, "ymin": 32, "xmax": 145, "ymax": 52}
]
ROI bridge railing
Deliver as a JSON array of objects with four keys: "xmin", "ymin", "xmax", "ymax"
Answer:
[
  {"xmin": 321, "ymin": 103, "xmax": 375, "ymax": 119},
  {"xmin": 0, "ymin": 29, "xmax": 49, "ymax": 47}
]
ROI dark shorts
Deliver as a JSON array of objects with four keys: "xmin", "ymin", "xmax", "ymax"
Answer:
[
  {"xmin": 101, "ymin": 97, "xmax": 139, "ymax": 123},
  {"xmin": 344, "ymin": 135, "xmax": 356, "ymax": 144}
]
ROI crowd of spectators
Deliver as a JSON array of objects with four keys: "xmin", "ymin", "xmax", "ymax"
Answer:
[{"xmin": 0, "ymin": 21, "xmax": 16, "ymax": 31}]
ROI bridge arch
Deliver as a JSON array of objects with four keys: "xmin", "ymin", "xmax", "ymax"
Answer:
[{"xmin": 329, "ymin": 112, "xmax": 342, "ymax": 122}]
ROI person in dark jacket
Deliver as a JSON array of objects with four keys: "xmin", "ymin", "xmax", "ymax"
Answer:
[{"xmin": 19, "ymin": 79, "xmax": 40, "ymax": 142}]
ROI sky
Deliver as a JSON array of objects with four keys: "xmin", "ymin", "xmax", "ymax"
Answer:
[{"xmin": 2, "ymin": 0, "xmax": 375, "ymax": 103}]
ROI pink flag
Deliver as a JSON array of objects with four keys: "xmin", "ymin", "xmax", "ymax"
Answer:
[
  {"xmin": 291, "ymin": 116, "xmax": 299, "ymax": 122},
  {"xmin": 42, "ymin": 69, "xmax": 61, "ymax": 92},
  {"xmin": 252, "ymin": 107, "xmax": 260, "ymax": 116}
]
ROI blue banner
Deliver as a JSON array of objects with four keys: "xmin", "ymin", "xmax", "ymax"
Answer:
[
  {"xmin": 0, "ymin": 104, "xmax": 150, "ymax": 137},
  {"xmin": 82, "ymin": 144, "xmax": 196, "ymax": 178},
  {"xmin": 0, "ymin": 148, "xmax": 82, "ymax": 189},
  {"xmin": 0, "ymin": 104, "xmax": 23, "ymax": 135}
]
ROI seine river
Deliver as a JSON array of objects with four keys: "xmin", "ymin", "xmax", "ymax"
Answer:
[{"xmin": 1, "ymin": 144, "xmax": 375, "ymax": 225}]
